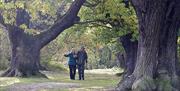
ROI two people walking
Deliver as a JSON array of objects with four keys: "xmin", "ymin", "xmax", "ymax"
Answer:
[{"xmin": 64, "ymin": 46, "xmax": 88, "ymax": 80}]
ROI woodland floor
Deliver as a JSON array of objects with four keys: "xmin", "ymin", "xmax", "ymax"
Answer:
[{"xmin": 0, "ymin": 69, "xmax": 120, "ymax": 91}]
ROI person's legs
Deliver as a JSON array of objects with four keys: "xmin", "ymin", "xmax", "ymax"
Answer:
[
  {"xmin": 80, "ymin": 65, "xmax": 83, "ymax": 80},
  {"xmin": 82, "ymin": 65, "xmax": 85, "ymax": 80},
  {"xmin": 72, "ymin": 65, "xmax": 76, "ymax": 80},
  {"xmin": 78, "ymin": 65, "xmax": 81, "ymax": 80},
  {"xmin": 79, "ymin": 65, "xmax": 85, "ymax": 80},
  {"xmin": 69, "ymin": 65, "xmax": 73, "ymax": 80}
]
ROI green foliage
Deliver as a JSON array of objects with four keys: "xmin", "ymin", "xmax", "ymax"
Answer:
[
  {"xmin": 44, "ymin": 61, "xmax": 68, "ymax": 72},
  {"xmin": 43, "ymin": 0, "xmax": 138, "ymax": 69},
  {"xmin": 99, "ymin": 46, "xmax": 113, "ymax": 68},
  {"xmin": 0, "ymin": 0, "xmax": 138, "ymax": 71},
  {"xmin": 0, "ymin": 30, "xmax": 10, "ymax": 70},
  {"xmin": 0, "ymin": 0, "xmax": 71, "ymax": 35},
  {"xmin": 78, "ymin": 0, "xmax": 138, "ymax": 56}
]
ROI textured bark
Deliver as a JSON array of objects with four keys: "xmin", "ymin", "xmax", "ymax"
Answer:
[
  {"xmin": 119, "ymin": 33, "xmax": 138, "ymax": 78},
  {"xmin": 157, "ymin": 1, "xmax": 180, "ymax": 90},
  {"xmin": 1, "ymin": 0, "xmax": 86, "ymax": 77},
  {"xmin": 116, "ymin": 53, "xmax": 125, "ymax": 69},
  {"xmin": 117, "ymin": 0, "xmax": 180, "ymax": 91},
  {"xmin": 1, "ymin": 26, "xmax": 41, "ymax": 77},
  {"xmin": 116, "ymin": 33, "xmax": 138, "ymax": 91},
  {"xmin": 132, "ymin": 1, "xmax": 167, "ymax": 90}
]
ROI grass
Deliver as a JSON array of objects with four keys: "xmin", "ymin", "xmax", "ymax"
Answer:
[{"xmin": 0, "ymin": 69, "xmax": 120, "ymax": 91}]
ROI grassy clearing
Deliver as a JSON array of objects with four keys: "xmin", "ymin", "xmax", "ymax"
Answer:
[{"xmin": 0, "ymin": 69, "xmax": 120, "ymax": 91}]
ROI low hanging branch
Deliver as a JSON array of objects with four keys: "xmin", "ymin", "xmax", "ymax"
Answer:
[
  {"xmin": 35, "ymin": 0, "xmax": 86, "ymax": 48},
  {"xmin": 0, "ymin": 0, "xmax": 86, "ymax": 77}
]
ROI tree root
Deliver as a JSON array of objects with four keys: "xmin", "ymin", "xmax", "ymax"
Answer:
[
  {"xmin": 132, "ymin": 76, "xmax": 156, "ymax": 91},
  {"xmin": 116, "ymin": 75, "xmax": 135, "ymax": 91},
  {"xmin": 1, "ymin": 68, "xmax": 48, "ymax": 78},
  {"xmin": 117, "ymin": 73, "xmax": 180, "ymax": 91},
  {"xmin": 1, "ymin": 68, "xmax": 16, "ymax": 77},
  {"xmin": 34, "ymin": 71, "xmax": 48, "ymax": 78}
]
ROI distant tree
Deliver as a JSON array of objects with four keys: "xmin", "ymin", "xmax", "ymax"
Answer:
[
  {"xmin": 0, "ymin": 0, "xmax": 86, "ymax": 77},
  {"xmin": 78, "ymin": 0, "xmax": 138, "ymax": 77}
]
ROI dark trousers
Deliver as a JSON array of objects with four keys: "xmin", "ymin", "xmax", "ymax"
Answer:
[
  {"xmin": 77, "ymin": 65, "xmax": 85, "ymax": 80},
  {"xmin": 69, "ymin": 65, "xmax": 76, "ymax": 80}
]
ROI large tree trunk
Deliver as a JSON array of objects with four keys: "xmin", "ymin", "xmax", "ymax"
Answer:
[
  {"xmin": 116, "ymin": 33, "xmax": 138, "ymax": 91},
  {"xmin": 1, "ymin": 0, "xmax": 86, "ymax": 77},
  {"xmin": 157, "ymin": 6, "xmax": 180, "ymax": 90},
  {"xmin": 117, "ymin": 0, "xmax": 180, "ymax": 91},
  {"xmin": 119, "ymin": 33, "xmax": 138, "ymax": 78},
  {"xmin": 1, "ymin": 26, "xmax": 41, "ymax": 77}
]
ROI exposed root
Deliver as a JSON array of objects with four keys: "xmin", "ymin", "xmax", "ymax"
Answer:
[
  {"xmin": 117, "ymin": 73, "xmax": 180, "ymax": 91},
  {"xmin": 116, "ymin": 75, "xmax": 135, "ymax": 91},
  {"xmin": 1, "ymin": 68, "xmax": 47, "ymax": 78},
  {"xmin": 34, "ymin": 71, "xmax": 48, "ymax": 78},
  {"xmin": 39, "ymin": 65, "xmax": 47, "ymax": 71},
  {"xmin": 132, "ymin": 76, "xmax": 156, "ymax": 91},
  {"xmin": 1, "ymin": 68, "xmax": 18, "ymax": 77}
]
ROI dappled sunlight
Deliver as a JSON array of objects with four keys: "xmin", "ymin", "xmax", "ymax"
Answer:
[
  {"xmin": 69, "ymin": 86, "xmax": 114, "ymax": 91},
  {"xmin": 41, "ymin": 71, "xmax": 70, "ymax": 81},
  {"xmin": 85, "ymin": 68, "xmax": 123, "ymax": 75},
  {"xmin": 0, "ymin": 77, "xmax": 20, "ymax": 86},
  {"xmin": 0, "ymin": 70, "xmax": 119, "ymax": 91},
  {"xmin": 46, "ymin": 75, "xmax": 55, "ymax": 80}
]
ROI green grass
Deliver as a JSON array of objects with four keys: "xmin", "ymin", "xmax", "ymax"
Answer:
[
  {"xmin": 0, "ymin": 69, "xmax": 120, "ymax": 91},
  {"xmin": 42, "ymin": 61, "xmax": 68, "ymax": 72}
]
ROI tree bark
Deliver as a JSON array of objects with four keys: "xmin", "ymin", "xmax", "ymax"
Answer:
[
  {"xmin": 1, "ymin": 0, "xmax": 86, "ymax": 77},
  {"xmin": 1, "ymin": 26, "xmax": 41, "ymax": 77},
  {"xmin": 116, "ymin": 53, "xmax": 125, "ymax": 69},
  {"xmin": 119, "ymin": 33, "xmax": 138, "ymax": 78},
  {"xmin": 116, "ymin": 33, "xmax": 138, "ymax": 91},
  {"xmin": 117, "ymin": 0, "xmax": 180, "ymax": 91},
  {"xmin": 157, "ymin": 2, "xmax": 180, "ymax": 90}
]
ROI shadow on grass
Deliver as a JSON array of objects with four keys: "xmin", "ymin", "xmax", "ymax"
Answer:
[{"xmin": 0, "ymin": 69, "xmax": 120, "ymax": 91}]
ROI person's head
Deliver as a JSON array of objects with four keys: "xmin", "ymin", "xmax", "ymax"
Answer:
[
  {"xmin": 71, "ymin": 48, "xmax": 76, "ymax": 53},
  {"xmin": 80, "ymin": 46, "xmax": 85, "ymax": 51}
]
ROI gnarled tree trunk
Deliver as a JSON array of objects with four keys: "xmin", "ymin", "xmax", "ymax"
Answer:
[
  {"xmin": 2, "ymin": 27, "xmax": 41, "ymax": 77},
  {"xmin": 1, "ymin": 0, "xmax": 86, "ymax": 77},
  {"xmin": 119, "ymin": 33, "xmax": 138, "ymax": 78},
  {"xmin": 117, "ymin": 0, "xmax": 180, "ymax": 91},
  {"xmin": 157, "ymin": 6, "xmax": 180, "ymax": 90}
]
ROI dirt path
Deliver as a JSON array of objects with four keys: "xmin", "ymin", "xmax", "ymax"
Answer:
[{"xmin": 7, "ymin": 82, "xmax": 80, "ymax": 91}]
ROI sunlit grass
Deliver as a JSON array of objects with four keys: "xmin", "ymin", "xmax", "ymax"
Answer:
[
  {"xmin": 0, "ymin": 77, "xmax": 20, "ymax": 86},
  {"xmin": 85, "ymin": 68, "xmax": 123, "ymax": 75},
  {"xmin": 0, "ymin": 69, "xmax": 120, "ymax": 91},
  {"xmin": 45, "ymin": 70, "xmax": 120, "ymax": 90}
]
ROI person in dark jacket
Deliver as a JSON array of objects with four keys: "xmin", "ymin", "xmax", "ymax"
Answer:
[
  {"xmin": 77, "ymin": 46, "xmax": 88, "ymax": 80},
  {"xmin": 64, "ymin": 48, "xmax": 77, "ymax": 80}
]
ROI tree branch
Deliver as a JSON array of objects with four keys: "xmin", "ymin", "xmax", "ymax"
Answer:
[
  {"xmin": 77, "ymin": 18, "xmax": 119, "ymax": 28},
  {"xmin": 35, "ymin": 0, "xmax": 86, "ymax": 49},
  {"xmin": 84, "ymin": 0, "xmax": 101, "ymax": 7},
  {"xmin": 76, "ymin": 19, "xmax": 108, "ymax": 24}
]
